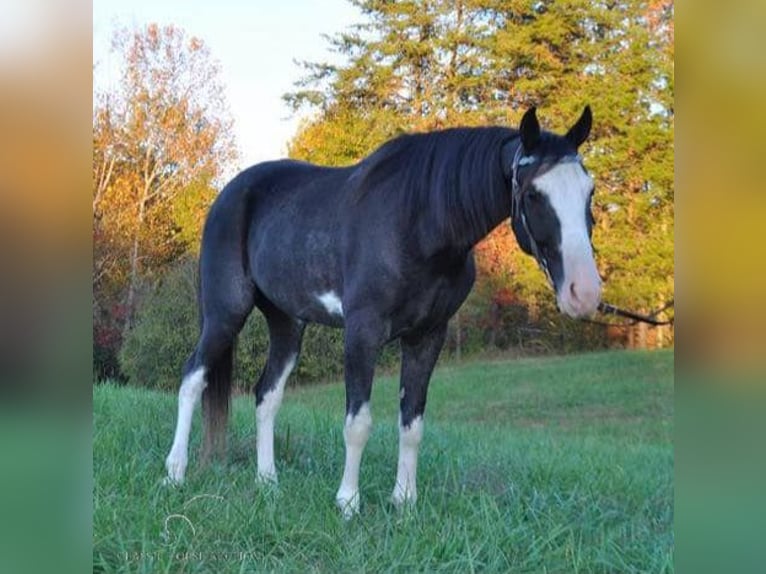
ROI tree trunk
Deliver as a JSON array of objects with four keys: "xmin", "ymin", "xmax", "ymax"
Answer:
[
  {"xmin": 122, "ymin": 195, "xmax": 147, "ymax": 338},
  {"xmin": 637, "ymin": 319, "xmax": 648, "ymax": 349},
  {"xmin": 656, "ymin": 296, "xmax": 666, "ymax": 348}
]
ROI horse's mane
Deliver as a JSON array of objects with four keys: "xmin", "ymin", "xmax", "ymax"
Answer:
[{"xmin": 348, "ymin": 126, "xmax": 518, "ymax": 241}]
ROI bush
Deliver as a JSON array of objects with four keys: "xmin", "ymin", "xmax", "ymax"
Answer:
[
  {"xmin": 119, "ymin": 258, "xmax": 200, "ymax": 390},
  {"xmin": 119, "ymin": 258, "xmax": 399, "ymax": 391}
]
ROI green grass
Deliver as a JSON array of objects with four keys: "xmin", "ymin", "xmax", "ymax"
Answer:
[{"xmin": 94, "ymin": 349, "xmax": 673, "ymax": 573}]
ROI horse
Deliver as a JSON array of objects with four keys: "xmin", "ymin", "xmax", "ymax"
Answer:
[{"xmin": 164, "ymin": 106, "xmax": 601, "ymax": 518}]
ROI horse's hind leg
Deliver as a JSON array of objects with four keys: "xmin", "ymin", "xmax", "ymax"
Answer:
[
  {"xmin": 164, "ymin": 315, "xmax": 248, "ymax": 484},
  {"xmin": 391, "ymin": 324, "xmax": 447, "ymax": 507},
  {"xmin": 165, "ymin": 284, "xmax": 254, "ymax": 484},
  {"xmin": 254, "ymin": 305, "xmax": 305, "ymax": 483},
  {"xmin": 165, "ymin": 352, "xmax": 207, "ymax": 484}
]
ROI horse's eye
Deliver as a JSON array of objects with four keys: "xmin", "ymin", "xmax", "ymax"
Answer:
[{"xmin": 527, "ymin": 191, "xmax": 543, "ymax": 204}]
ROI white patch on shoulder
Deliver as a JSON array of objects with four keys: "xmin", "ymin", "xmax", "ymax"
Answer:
[{"xmin": 318, "ymin": 291, "xmax": 344, "ymax": 317}]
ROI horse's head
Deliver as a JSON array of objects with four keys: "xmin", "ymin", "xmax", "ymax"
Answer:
[{"xmin": 507, "ymin": 106, "xmax": 601, "ymax": 318}]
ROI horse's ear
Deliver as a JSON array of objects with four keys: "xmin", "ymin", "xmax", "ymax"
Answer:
[
  {"xmin": 519, "ymin": 107, "xmax": 540, "ymax": 151},
  {"xmin": 566, "ymin": 105, "xmax": 592, "ymax": 148}
]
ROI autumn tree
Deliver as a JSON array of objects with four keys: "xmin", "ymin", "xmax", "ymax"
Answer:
[{"xmin": 93, "ymin": 24, "xmax": 238, "ymax": 376}]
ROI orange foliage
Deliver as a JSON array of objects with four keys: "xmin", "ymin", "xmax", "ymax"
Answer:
[{"xmin": 473, "ymin": 225, "xmax": 523, "ymax": 304}]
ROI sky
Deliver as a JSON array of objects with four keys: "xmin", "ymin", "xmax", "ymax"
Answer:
[{"xmin": 93, "ymin": 0, "xmax": 361, "ymax": 168}]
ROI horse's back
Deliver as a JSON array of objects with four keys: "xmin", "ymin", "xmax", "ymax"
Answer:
[{"xmin": 214, "ymin": 159, "xmax": 346, "ymax": 207}]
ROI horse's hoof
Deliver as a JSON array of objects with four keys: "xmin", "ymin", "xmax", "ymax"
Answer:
[
  {"xmin": 255, "ymin": 473, "xmax": 280, "ymax": 496},
  {"xmin": 336, "ymin": 493, "xmax": 360, "ymax": 520},
  {"xmin": 256, "ymin": 471, "xmax": 279, "ymax": 486},
  {"xmin": 162, "ymin": 475, "xmax": 183, "ymax": 487},
  {"xmin": 164, "ymin": 457, "xmax": 186, "ymax": 486},
  {"xmin": 390, "ymin": 486, "xmax": 417, "ymax": 509}
]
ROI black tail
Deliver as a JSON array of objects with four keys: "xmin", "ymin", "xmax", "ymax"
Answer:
[{"xmin": 200, "ymin": 342, "xmax": 234, "ymax": 464}]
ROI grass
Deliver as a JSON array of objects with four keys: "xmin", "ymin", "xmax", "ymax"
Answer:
[{"xmin": 93, "ymin": 349, "xmax": 673, "ymax": 573}]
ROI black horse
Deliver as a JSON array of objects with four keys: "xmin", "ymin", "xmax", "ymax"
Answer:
[{"xmin": 165, "ymin": 107, "xmax": 601, "ymax": 517}]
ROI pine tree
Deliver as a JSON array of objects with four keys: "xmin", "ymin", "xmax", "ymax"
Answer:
[{"xmin": 285, "ymin": 0, "xmax": 674, "ymax": 348}]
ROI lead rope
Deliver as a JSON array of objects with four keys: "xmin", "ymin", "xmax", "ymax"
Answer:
[{"xmin": 590, "ymin": 300, "xmax": 674, "ymax": 327}]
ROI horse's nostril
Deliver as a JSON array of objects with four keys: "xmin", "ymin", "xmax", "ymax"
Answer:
[{"xmin": 569, "ymin": 282, "xmax": 578, "ymax": 301}]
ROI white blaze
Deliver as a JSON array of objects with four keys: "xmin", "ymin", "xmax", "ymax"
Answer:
[
  {"xmin": 391, "ymin": 415, "xmax": 424, "ymax": 506},
  {"xmin": 165, "ymin": 367, "xmax": 206, "ymax": 484},
  {"xmin": 533, "ymin": 162, "xmax": 601, "ymax": 317},
  {"xmin": 318, "ymin": 291, "xmax": 344, "ymax": 317},
  {"xmin": 256, "ymin": 354, "xmax": 297, "ymax": 483},
  {"xmin": 336, "ymin": 403, "xmax": 372, "ymax": 518}
]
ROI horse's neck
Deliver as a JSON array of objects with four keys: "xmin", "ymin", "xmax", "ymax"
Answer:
[{"xmin": 434, "ymin": 144, "xmax": 513, "ymax": 255}]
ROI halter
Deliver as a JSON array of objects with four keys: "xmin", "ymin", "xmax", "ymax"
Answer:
[{"xmin": 509, "ymin": 144, "xmax": 584, "ymax": 289}]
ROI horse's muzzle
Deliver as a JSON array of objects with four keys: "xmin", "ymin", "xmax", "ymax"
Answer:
[{"xmin": 556, "ymin": 263, "xmax": 601, "ymax": 318}]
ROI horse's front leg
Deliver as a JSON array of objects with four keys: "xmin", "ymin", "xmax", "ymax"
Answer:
[
  {"xmin": 391, "ymin": 324, "xmax": 448, "ymax": 507},
  {"xmin": 336, "ymin": 310, "xmax": 387, "ymax": 519}
]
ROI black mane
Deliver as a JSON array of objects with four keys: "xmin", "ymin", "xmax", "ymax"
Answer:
[{"xmin": 348, "ymin": 127, "xmax": 519, "ymax": 243}]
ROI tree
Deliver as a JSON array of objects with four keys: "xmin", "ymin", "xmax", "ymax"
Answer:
[
  {"xmin": 93, "ymin": 24, "xmax": 238, "ymax": 376},
  {"xmin": 286, "ymin": 0, "xmax": 674, "ymax": 350},
  {"xmin": 286, "ymin": 0, "xmax": 504, "ymax": 128}
]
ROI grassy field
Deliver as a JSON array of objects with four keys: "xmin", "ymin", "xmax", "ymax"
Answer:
[{"xmin": 94, "ymin": 349, "xmax": 673, "ymax": 573}]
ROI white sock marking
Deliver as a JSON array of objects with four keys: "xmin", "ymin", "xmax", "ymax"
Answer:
[
  {"xmin": 317, "ymin": 291, "xmax": 344, "ymax": 317},
  {"xmin": 256, "ymin": 354, "xmax": 297, "ymax": 483},
  {"xmin": 336, "ymin": 403, "xmax": 372, "ymax": 518},
  {"xmin": 391, "ymin": 415, "xmax": 424, "ymax": 506},
  {"xmin": 165, "ymin": 367, "xmax": 206, "ymax": 484}
]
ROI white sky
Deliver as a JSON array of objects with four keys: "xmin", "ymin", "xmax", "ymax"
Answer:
[{"xmin": 93, "ymin": 0, "xmax": 361, "ymax": 168}]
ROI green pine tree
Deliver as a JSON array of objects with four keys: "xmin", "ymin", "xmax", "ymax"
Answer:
[{"xmin": 285, "ymin": 0, "xmax": 674, "ymax": 348}]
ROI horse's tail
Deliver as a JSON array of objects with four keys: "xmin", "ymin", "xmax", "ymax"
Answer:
[
  {"xmin": 196, "ymin": 169, "xmax": 258, "ymax": 464},
  {"xmin": 200, "ymin": 343, "xmax": 234, "ymax": 464}
]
